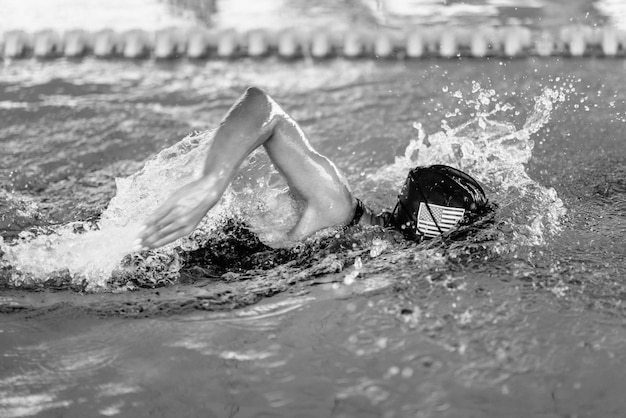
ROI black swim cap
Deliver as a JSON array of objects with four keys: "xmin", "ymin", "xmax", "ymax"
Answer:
[{"xmin": 387, "ymin": 165, "xmax": 488, "ymax": 240}]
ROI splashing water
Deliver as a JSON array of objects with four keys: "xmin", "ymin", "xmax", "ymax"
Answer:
[
  {"xmin": 0, "ymin": 128, "xmax": 302, "ymax": 290},
  {"xmin": 1, "ymin": 131, "xmax": 220, "ymax": 290},
  {"xmin": 0, "ymin": 85, "xmax": 567, "ymax": 290},
  {"xmin": 365, "ymin": 85, "xmax": 567, "ymax": 247}
]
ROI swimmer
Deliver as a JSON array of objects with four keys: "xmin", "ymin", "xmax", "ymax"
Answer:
[{"xmin": 139, "ymin": 87, "xmax": 488, "ymax": 249}]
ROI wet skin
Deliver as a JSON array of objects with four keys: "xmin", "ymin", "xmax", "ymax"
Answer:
[{"xmin": 139, "ymin": 87, "xmax": 356, "ymax": 249}]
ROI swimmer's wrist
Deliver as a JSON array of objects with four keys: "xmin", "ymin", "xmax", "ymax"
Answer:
[{"xmin": 197, "ymin": 172, "xmax": 229, "ymax": 194}]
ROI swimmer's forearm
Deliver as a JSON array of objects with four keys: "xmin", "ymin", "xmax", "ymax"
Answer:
[
  {"xmin": 200, "ymin": 86, "xmax": 355, "ymax": 237},
  {"xmin": 140, "ymin": 87, "xmax": 354, "ymax": 249}
]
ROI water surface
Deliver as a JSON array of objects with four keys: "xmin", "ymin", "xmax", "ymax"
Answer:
[{"xmin": 1, "ymin": 1, "xmax": 626, "ymax": 417}]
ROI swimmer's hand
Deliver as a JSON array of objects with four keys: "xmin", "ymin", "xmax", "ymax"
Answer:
[{"xmin": 138, "ymin": 177, "xmax": 224, "ymax": 249}]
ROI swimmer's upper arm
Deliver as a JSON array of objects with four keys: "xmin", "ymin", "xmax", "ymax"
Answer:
[
  {"xmin": 234, "ymin": 87, "xmax": 357, "ymax": 239},
  {"xmin": 195, "ymin": 87, "xmax": 357, "ymax": 239},
  {"xmin": 141, "ymin": 87, "xmax": 357, "ymax": 248}
]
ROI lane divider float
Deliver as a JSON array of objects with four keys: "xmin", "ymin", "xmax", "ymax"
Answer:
[{"xmin": 1, "ymin": 25, "xmax": 625, "ymax": 60}]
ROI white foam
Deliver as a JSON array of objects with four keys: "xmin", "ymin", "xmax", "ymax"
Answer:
[
  {"xmin": 0, "ymin": 85, "xmax": 569, "ymax": 289},
  {"xmin": 1, "ymin": 131, "xmax": 223, "ymax": 290},
  {"xmin": 366, "ymin": 85, "xmax": 567, "ymax": 247}
]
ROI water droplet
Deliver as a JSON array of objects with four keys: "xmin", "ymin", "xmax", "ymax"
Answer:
[
  {"xmin": 376, "ymin": 337, "xmax": 388, "ymax": 349},
  {"xmin": 344, "ymin": 270, "xmax": 358, "ymax": 286},
  {"xmin": 369, "ymin": 239, "xmax": 388, "ymax": 258}
]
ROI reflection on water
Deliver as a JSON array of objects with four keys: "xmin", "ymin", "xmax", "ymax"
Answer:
[
  {"xmin": 0, "ymin": 0, "xmax": 614, "ymax": 32},
  {"xmin": 1, "ymin": 0, "xmax": 626, "ymax": 416},
  {"xmin": 3, "ymin": 278, "xmax": 626, "ymax": 417},
  {"xmin": 595, "ymin": 0, "xmax": 626, "ymax": 29},
  {"xmin": 162, "ymin": 0, "xmax": 216, "ymax": 23},
  {"xmin": 0, "ymin": 71, "xmax": 567, "ymax": 290},
  {"xmin": 164, "ymin": 0, "xmax": 608, "ymax": 29},
  {"xmin": 362, "ymin": 0, "xmax": 608, "ymax": 27},
  {"xmin": 0, "ymin": 0, "xmax": 194, "ymax": 31}
]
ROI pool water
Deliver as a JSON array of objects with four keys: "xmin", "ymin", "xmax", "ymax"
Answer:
[{"xmin": 2, "ymin": 1, "xmax": 626, "ymax": 417}]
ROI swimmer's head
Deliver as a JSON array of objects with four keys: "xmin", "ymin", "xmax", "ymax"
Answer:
[{"xmin": 387, "ymin": 165, "xmax": 488, "ymax": 240}]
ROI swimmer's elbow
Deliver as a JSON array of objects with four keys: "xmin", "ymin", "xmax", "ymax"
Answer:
[
  {"xmin": 241, "ymin": 86, "xmax": 285, "ymax": 129},
  {"xmin": 241, "ymin": 86, "xmax": 277, "ymax": 118},
  {"xmin": 244, "ymin": 86, "xmax": 270, "ymax": 102}
]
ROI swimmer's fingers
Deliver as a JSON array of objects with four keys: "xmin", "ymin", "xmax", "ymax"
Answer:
[
  {"xmin": 139, "ymin": 200, "xmax": 210, "ymax": 249},
  {"xmin": 138, "ymin": 178, "xmax": 222, "ymax": 249},
  {"xmin": 140, "ymin": 210, "xmax": 199, "ymax": 249},
  {"xmin": 143, "ymin": 224, "xmax": 191, "ymax": 249},
  {"xmin": 138, "ymin": 207, "xmax": 176, "ymax": 247},
  {"xmin": 141, "ymin": 203, "xmax": 178, "ymax": 237},
  {"xmin": 140, "ymin": 221, "xmax": 189, "ymax": 249}
]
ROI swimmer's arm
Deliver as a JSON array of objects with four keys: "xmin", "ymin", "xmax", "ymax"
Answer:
[{"xmin": 139, "ymin": 87, "xmax": 356, "ymax": 249}]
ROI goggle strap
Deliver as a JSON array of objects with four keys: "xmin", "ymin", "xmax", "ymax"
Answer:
[
  {"xmin": 385, "ymin": 200, "xmax": 400, "ymax": 228},
  {"xmin": 388, "ymin": 192, "xmax": 426, "ymax": 239}
]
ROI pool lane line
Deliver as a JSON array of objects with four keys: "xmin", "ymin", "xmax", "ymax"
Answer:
[{"xmin": 0, "ymin": 25, "xmax": 625, "ymax": 60}]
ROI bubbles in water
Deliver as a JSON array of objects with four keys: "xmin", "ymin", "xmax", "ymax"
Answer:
[
  {"xmin": 2, "ymin": 223, "xmax": 143, "ymax": 290},
  {"xmin": 445, "ymin": 108, "xmax": 461, "ymax": 118},
  {"xmin": 369, "ymin": 239, "xmax": 388, "ymax": 258},
  {"xmin": 354, "ymin": 256, "xmax": 363, "ymax": 270},
  {"xmin": 1, "ymin": 131, "xmax": 230, "ymax": 290},
  {"xmin": 0, "ymin": 82, "xmax": 571, "ymax": 290},
  {"xmin": 0, "ymin": 127, "xmax": 309, "ymax": 290},
  {"xmin": 344, "ymin": 271, "xmax": 358, "ymax": 286}
]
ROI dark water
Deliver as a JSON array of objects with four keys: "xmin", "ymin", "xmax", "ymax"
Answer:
[
  {"xmin": 2, "ymin": 0, "xmax": 626, "ymax": 414},
  {"xmin": 1, "ymin": 57, "xmax": 625, "ymax": 417}
]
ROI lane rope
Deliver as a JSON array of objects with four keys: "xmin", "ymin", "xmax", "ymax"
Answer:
[{"xmin": 1, "ymin": 26, "xmax": 624, "ymax": 60}]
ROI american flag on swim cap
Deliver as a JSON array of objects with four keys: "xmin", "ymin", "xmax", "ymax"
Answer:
[{"xmin": 417, "ymin": 202, "xmax": 465, "ymax": 238}]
